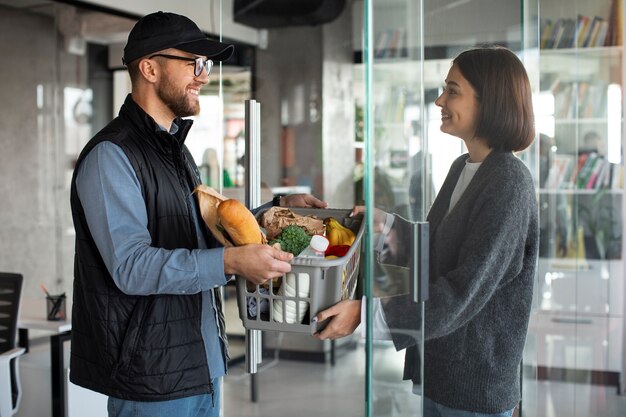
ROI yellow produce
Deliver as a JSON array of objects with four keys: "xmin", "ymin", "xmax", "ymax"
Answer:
[{"xmin": 325, "ymin": 217, "xmax": 355, "ymax": 247}]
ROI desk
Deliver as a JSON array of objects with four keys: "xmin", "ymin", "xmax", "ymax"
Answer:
[{"xmin": 18, "ymin": 298, "xmax": 71, "ymax": 417}]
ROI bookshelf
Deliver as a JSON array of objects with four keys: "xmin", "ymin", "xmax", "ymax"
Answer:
[
  {"xmin": 531, "ymin": 0, "xmax": 625, "ymax": 375},
  {"xmin": 538, "ymin": 41, "xmax": 623, "ymax": 261}
]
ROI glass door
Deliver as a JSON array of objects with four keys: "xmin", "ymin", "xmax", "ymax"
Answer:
[
  {"xmin": 363, "ymin": 1, "xmax": 428, "ymax": 415},
  {"xmin": 364, "ymin": 1, "xmax": 537, "ymax": 416}
]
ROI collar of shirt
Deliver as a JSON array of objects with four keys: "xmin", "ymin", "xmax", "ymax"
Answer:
[{"xmin": 158, "ymin": 121, "xmax": 179, "ymax": 135}]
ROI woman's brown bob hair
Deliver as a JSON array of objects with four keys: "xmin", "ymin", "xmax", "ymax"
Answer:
[{"xmin": 453, "ymin": 46, "xmax": 535, "ymax": 152}]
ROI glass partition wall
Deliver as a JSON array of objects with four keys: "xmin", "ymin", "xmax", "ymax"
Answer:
[
  {"xmin": 366, "ymin": 0, "xmax": 626, "ymax": 416},
  {"xmin": 362, "ymin": 1, "xmax": 426, "ymax": 416},
  {"xmin": 364, "ymin": 0, "xmax": 541, "ymax": 416},
  {"xmin": 523, "ymin": 1, "xmax": 626, "ymax": 416}
]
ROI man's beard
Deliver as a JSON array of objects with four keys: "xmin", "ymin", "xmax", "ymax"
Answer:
[{"xmin": 157, "ymin": 76, "xmax": 200, "ymax": 118}]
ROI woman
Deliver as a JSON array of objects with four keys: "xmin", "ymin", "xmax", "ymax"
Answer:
[{"xmin": 315, "ymin": 46, "xmax": 538, "ymax": 417}]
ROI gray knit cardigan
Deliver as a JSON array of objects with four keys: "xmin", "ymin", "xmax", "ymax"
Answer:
[{"xmin": 382, "ymin": 151, "xmax": 539, "ymax": 413}]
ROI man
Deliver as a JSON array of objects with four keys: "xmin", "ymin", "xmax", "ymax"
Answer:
[{"xmin": 69, "ymin": 11, "xmax": 326, "ymax": 417}]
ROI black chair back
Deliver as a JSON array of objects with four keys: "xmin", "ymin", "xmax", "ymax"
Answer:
[{"xmin": 0, "ymin": 272, "xmax": 23, "ymax": 410}]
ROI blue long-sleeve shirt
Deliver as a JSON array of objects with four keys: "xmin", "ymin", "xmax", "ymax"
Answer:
[{"xmin": 75, "ymin": 140, "xmax": 228, "ymax": 378}]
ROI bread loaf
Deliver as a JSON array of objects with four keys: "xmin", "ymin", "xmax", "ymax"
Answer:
[{"xmin": 217, "ymin": 199, "xmax": 266, "ymax": 245}]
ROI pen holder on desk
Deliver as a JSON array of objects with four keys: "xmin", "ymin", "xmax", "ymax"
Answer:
[{"xmin": 46, "ymin": 294, "xmax": 66, "ymax": 321}]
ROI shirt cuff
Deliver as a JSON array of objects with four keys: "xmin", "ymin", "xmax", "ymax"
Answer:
[
  {"xmin": 360, "ymin": 295, "xmax": 393, "ymax": 341},
  {"xmin": 382, "ymin": 212, "xmax": 395, "ymax": 235},
  {"xmin": 374, "ymin": 213, "xmax": 396, "ymax": 252},
  {"xmin": 197, "ymin": 247, "xmax": 229, "ymax": 289}
]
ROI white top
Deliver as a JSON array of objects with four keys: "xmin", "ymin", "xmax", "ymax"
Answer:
[{"xmin": 448, "ymin": 160, "xmax": 482, "ymax": 212}]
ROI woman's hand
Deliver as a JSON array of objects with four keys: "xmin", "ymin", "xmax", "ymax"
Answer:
[
  {"xmin": 280, "ymin": 194, "xmax": 328, "ymax": 208},
  {"xmin": 350, "ymin": 206, "xmax": 388, "ymax": 233},
  {"xmin": 313, "ymin": 299, "xmax": 362, "ymax": 340}
]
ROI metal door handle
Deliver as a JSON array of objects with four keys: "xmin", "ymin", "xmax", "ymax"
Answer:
[
  {"xmin": 245, "ymin": 99, "xmax": 263, "ymax": 374},
  {"xmin": 410, "ymin": 222, "xmax": 429, "ymax": 303}
]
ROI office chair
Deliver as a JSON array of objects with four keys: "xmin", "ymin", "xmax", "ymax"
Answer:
[{"xmin": 0, "ymin": 273, "xmax": 25, "ymax": 417}]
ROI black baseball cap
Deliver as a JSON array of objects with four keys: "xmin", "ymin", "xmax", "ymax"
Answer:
[{"xmin": 122, "ymin": 11, "xmax": 234, "ymax": 65}]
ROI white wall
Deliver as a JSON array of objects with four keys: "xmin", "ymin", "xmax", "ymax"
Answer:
[{"xmin": 0, "ymin": 5, "xmax": 70, "ymax": 298}]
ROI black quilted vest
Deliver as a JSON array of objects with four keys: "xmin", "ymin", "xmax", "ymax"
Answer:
[{"xmin": 69, "ymin": 95, "xmax": 223, "ymax": 401}]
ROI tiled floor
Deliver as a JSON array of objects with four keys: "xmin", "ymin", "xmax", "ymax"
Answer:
[
  {"xmin": 522, "ymin": 379, "xmax": 626, "ymax": 417},
  {"xmin": 14, "ymin": 330, "xmax": 626, "ymax": 417},
  {"xmin": 223, "ymin": 341, "xmax": 365, "ymax": 417},
  {"xmin": 222, "ymin": 286, "xmax": 626, "ymax": 417},
  {"xmin": 223, "ymin": 339, "xmax": 626, "ymax": 417}
]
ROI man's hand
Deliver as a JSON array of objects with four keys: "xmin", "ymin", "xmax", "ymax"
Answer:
[
  {"xmin": 280, "ymin": 194, "xmax": 328, "ymax": 208},
  {"xmin": 224, "ymin": 244, "xmax": 293, "ymax": 285},
  {"xmin": 313, "ymin": 299, "xmax": 361, "ymax": 340}
]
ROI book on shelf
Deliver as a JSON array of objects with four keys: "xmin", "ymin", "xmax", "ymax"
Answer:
[
  {"xmin": 575, "ymin": 152, "xmax": 618, "ymax": 190},
  {"xmin": 605, "ymin": 0, "xmax": 623, "ymax": 46},
  {"xmin": 576, "ymin": 152, "xmax": 600, "ymax": 188},
  {"xmin": 583, "ymin": 82, "xmax": 608, "ymax": 118},
  {"xmin": 577, "ymin": 15, "xmax": 612, "ymax": 48},
  {"xmin": 572, "ymin": 152, "xmax": 589, "ymax": 184},
  {"xmin": 374, "ymin": 29, "xmax": 406, "ymax": 59},
  {"xmin": 555, "ymin": 83, "xmax": 574, "ymax": 118},
  {"xmin": 374, "ymin": 30, "xmax": 390, "ymax": 59},
  {"xmin": 544, "ymin": 152, "xmax": 621, "ymax": 191},
  {"xmin": 544, "ymin": 18, "xmax": 564, "ymax": 49},
  {"xmin": 548, "ymin": 79, "xmax": 607, "ymax": 119},
  {"xmin": 544, "ymin": 154, "xmax": 574, "ymax": 189},
  {"xmin": 581, "ymin": 16, "xmax": 609, "ymax": 48},
  {"xmin": 557, "ymin": 18, "xmax": 577, "ymax": 48},
  {"xmin": 610, "ymin": 164, "xmax": 624, "ymax": 189},
  {"xmin": 595, "ymin": 19, "xmax": 610, "ymax": 47},
  {"xmin": 575, "ymin": 15, "xmax": 591, "ymax": 48},
  {"xmin": 596, "ymin": 159, "xmax": 613, "ymax": 189},
  {"xmin": 539, "ymin": 6, "xmax": 620, "ymax": 49},
  {"xmin": 540, "ymin": 18, "xmax": 554, "ymax": 49},
  {"xmin": 584, "ymin": 154, "xmax": 605, "ymax": 189},
  {"xmin": 388, "ymin": 28, "xmax": 405, "ymax": 59}
]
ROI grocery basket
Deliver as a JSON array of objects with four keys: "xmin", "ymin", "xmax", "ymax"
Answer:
[{"xmin": 236, "ymin": 208, "xmax": 364, "ymax": 334}]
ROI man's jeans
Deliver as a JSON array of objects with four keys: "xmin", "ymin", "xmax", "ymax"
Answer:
[
  {"xmin": 107, "ymin": 377, "xmax": 221, "ymax": 417},
  {"xmin": 424, "ymin": 396, "xmax": 515, "ymax": 417}
]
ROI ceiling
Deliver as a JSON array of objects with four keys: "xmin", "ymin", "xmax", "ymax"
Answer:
[{"xmin": 0, "ymin": 0, "xmax": 136, "ymax": 45}]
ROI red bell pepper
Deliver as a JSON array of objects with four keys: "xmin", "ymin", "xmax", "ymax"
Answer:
[{"xmin": 325, "ymin": 245, "xmax": 350, "ymax": 257}]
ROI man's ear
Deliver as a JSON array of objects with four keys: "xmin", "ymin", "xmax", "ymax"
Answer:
[{"xmin": 138, "ymin": 58, "xmax": 159, "ymax": 83}]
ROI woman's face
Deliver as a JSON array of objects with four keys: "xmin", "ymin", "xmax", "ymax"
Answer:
[{"xmin": 434, "ymin": 64, "xmax": 480, "ymax": 141}]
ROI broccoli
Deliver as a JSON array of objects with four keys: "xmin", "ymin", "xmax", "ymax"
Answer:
[{"xmin": 270, "ymin": 225, "xmax": 312, "ymax": 256}]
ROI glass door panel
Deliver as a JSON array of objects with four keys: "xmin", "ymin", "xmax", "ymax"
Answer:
[
  {"xmin": 365, "ymin": 1, "xmax": 537, "ymax": 416},
  {"xmin": 365, "ymin": 1, "xmax": 426, "ymax": 415},
  {"xmin": 227, "ymin": 2, "xmax": 368, "ymax": 415},
  {"xmin": 524, "ymin": 0, "xmax": 626, "ymax": 416}
]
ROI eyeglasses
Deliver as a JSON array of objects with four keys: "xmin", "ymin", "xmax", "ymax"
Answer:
[{"xmin": 148, "ymin": 54, "xmax": 214, "ymax": 77}]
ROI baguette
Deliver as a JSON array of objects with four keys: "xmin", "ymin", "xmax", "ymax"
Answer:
[{"xmin": 217, "ymin": 199, "xmax": 266, "ymax": 245}]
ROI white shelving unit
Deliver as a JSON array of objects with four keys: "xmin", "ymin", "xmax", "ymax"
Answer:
[{"xmin": 527, "ymin": 0, "xmax": 625, "ymax": 384}]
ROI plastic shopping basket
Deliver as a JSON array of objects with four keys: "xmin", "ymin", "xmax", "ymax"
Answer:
[{"xmin": 236, "ymin": 208, "xmax": 364, "ymax": 334}]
